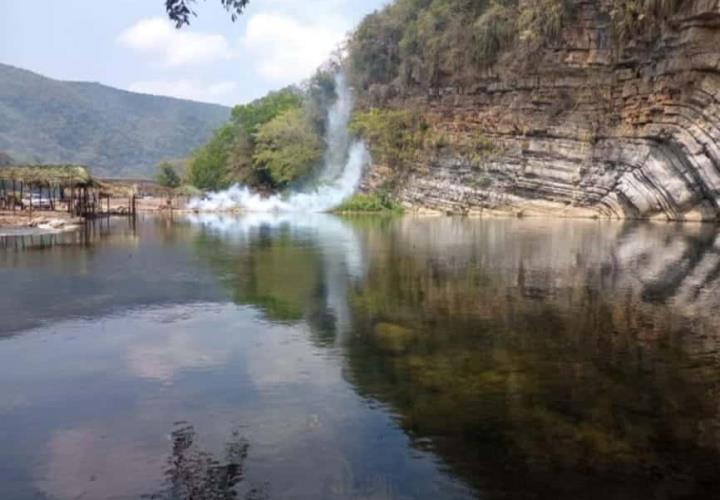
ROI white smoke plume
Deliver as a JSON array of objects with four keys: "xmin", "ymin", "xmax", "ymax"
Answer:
[{"xmin": 188, "ymin": 73, "xmax": 368, "ymax": 213}]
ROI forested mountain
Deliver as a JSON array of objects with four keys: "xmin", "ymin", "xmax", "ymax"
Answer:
[{"xmin": 0, "ymin": 63, "xmax": 229, "ymax": 178}]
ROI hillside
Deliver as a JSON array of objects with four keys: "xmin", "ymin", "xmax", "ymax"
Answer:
[
  {"xmin": 347, "ymin": 0, "xmax": 720, "ymax": 221},
  {"xmin": 0, "ymin": 63, "xmax": 229, "ymax": 178}
]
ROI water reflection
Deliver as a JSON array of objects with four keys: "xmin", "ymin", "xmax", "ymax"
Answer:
[
  {"xmin": 341, "ymin": 218, "xmax": 720, "ymax": 499},
  {"xmin": 143, "ymin": 423, "xmax": 263, "ymax": 500},
  {"xmin": 0, "ymin": 215, "xmax": 719, "ymax": 499},
  {"xmin": 185, "ymin": 216, "xmax": 720, "ymax": 498},
  {"xmin": 186, "ymin": 212, "xmax": 365, "ymax": 343}
]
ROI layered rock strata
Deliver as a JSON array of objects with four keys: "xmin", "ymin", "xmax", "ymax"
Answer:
[{"xmin": 360, "ymin": 0, "xmax": 720, "ymax": 221}]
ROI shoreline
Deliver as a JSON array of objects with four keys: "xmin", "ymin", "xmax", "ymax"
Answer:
[
  {"xmin": 3, "ymin": 202, "xmax": 719, "ymax": 236},
  {"xmin": 0, "ymin": 211, "xmax": 84, "ymax": 236}
]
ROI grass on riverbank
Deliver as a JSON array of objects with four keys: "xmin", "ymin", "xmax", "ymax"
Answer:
[{"xmin": 333, "ymin": 194, "xmax": 404, "ymax": 214}]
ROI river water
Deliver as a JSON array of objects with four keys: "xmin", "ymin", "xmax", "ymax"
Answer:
[{"xmin": 1, "ymin": 215, "xmax": 718, "ymax": 499}]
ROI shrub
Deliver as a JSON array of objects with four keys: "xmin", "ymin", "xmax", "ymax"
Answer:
[
  {"xmin": 349, "ymin": 108, "xmax": 429, "ymax": 171},
  {"xmin": 610, "ymin": 0, "xmax": 684, "ymax": 44},
  {"xmin": 473, "ymin": 2, "xmax": 516, "ymax": 67},
  {"xmin": 154, "ymin": 161, "xmax": 182, "ymax": 188},
  {"xmin": 334, "ymin": 193, "xmax": 404, "ymax": 213},
  {"xmin": 516, "ymin": 0, "xmax": 569, "ymax": 45}
]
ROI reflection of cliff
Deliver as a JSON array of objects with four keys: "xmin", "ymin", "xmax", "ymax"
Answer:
[
  {"xmin": 183, "ymin": 214, "xmax": 720, "ymax": 498},
  {"xmin": 342, "ymin": 218, "xmax": 720, "ymax": 500}
]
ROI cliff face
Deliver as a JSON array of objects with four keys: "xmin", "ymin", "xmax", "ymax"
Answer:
[{"xmin": 359, "ymin": 0, "xmax": 720, "ymax": 220}]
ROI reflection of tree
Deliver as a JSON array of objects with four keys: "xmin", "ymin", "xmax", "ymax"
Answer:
[
  {"xmin": 194, "ymin": 229, "xmax": 324, "ymax": 323},
  {"xmin": 144, "ymin": 423, "xmax": 267, "ymax": 500}
]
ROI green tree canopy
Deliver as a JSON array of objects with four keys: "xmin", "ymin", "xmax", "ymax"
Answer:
[
  {"xmin": 187, "ymin": 124, "xmax": 235, "ymax": 190},
  {"xmin": 155, "ymin": 161, "xmax": 182, "ymax": 188},
  {"xmin": 186, "ymin": 87, "xmax": 324, "ymax": 192},
  {"xmin": 230, "ymin": 88, "xmax": 302, "ymax": 137},
  {"xmin": 253, "ymin": 108, "xmax": 323, "ymax": 187}
]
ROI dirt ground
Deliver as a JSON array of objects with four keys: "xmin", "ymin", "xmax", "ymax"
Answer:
[
  {"xmin": 0, "ymin": 196, "xmax": 195, "ymax": 229},
  {"xmin": 134, "ymin": 195, "xmax": 192, "ymax": 212},
  {"xmin": 0, "ymin": 209, "xmax": 83, "ymax": 231}
]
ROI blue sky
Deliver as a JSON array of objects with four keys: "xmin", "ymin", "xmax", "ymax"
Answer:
[{"xmin": 0, "ymin": 0, "xmax": 388, "ymax": 106}]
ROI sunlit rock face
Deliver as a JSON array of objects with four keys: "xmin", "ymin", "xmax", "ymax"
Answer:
[{"xmin": 361, "ymin": 1, "xmax": 720, "ymax": 220}]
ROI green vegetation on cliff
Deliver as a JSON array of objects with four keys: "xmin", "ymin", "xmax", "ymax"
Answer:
[
  {"xmin": 333, "ymin": 193, "xmax": 404, "ymax": 213},
  {"xmin": 349, "ymin": 109, "xmax": 429, "ymax": 172},
  {"xmin": 346, "ymin": 0, "xmax": 567, "ymax": 91},
  {"xmin": 348, "ymin": 106, "xmax": 496, "ymax": 176},
  {"xmin": 347, "ymin": 0, "xmax": 684, "ymax": 92}
]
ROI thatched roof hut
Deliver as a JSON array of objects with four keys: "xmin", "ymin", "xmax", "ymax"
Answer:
[
  {"xmin": 0, "ymin": 165, "xmax": 138, "ymax": 217},
  {"xmin": 0, "ymin": 165, "xmax": 94, "ymax": 187}
]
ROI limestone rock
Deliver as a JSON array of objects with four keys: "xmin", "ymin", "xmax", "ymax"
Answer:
[{"xmin": 360, "ymin": 1, "xmax": 720, "ymax": 221}]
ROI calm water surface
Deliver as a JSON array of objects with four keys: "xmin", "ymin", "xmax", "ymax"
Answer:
[{"xmin": 1, "ymin": 215, "xmax": 719, "ymax": 499}]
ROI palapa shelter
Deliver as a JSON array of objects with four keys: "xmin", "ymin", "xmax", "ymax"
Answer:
[{"xmin": 0, "ymin": 164, "xmax": 135, "ymax": 217}]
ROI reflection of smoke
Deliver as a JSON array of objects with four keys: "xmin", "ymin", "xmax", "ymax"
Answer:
[
  {"xmin": 189, "ymin": 73, "xmax": 368, "ymax": 213},
  {"xmin": 185, "ymin": 213, "xmax": 364, "ymax": 341}
]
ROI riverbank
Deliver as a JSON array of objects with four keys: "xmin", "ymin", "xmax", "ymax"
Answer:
[{"xmin": 0, "ymin": 210, "xmax": 84, "ymax": 235}]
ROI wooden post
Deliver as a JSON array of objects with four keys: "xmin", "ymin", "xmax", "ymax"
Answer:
[
  {"xmin": 12, "ymin": 180, "xmax": 16, "ymax": 212},
  {"xmin": 49, "ymin": 183, "xmax": 55, "ymax": 211}
]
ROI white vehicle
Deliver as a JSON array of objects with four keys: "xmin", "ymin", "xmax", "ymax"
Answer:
[{"xmin": 25, "ymin": 193, "xmax": 52, "ymax": 209}]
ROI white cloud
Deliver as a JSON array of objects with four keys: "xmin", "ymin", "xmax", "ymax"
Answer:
[
  {"xmin": 128, "ymin": 79, "xmax": 237, "ymax": 104},
  {"xmin": 118, "ymin": 17, "xmax": 234, "ymax": 67},
  {"xmin": 125, "ymin": 330, "xmax": 229, "ymax": 383},
  {"xmin": 241, "ymin": 12, "xmax": 348, "ymax": 83}
]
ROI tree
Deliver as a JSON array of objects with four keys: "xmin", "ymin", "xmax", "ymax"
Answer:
[
  {"xmin": 230, "ymin": 88, "xmax": 302, "ymax": 137},
  {"xmin": 253, "ymin": 108, "xmax": 323, "ymax": 187},
  {"xmin": 186, "ymin": 89, "xmax": 307, "ymax": 191},
  {"xmin": 187, "ymin": 124, "xmax": 235, "ymax": 190},
  {"xmin": 166, "ymin": 0, "xmax": 251, "ymax": 27},
  {"xmin": 155, "ymin": 161, "xmax": 182, "ymax": 188}
]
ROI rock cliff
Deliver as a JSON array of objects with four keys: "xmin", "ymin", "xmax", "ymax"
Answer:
[{"xmin": 357, "ymin": 0, "xmax": 720, "ymax": 221}]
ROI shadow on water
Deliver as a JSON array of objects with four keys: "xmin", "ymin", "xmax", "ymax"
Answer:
[{"xmin": 1, "ymin": 214, "xmax": 720, "ymax": 499}]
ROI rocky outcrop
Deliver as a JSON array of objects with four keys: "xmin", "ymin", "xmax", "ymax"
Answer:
[{"xmin": 360, "ymin": 0, "xmax": 720, "ymax": 221}]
